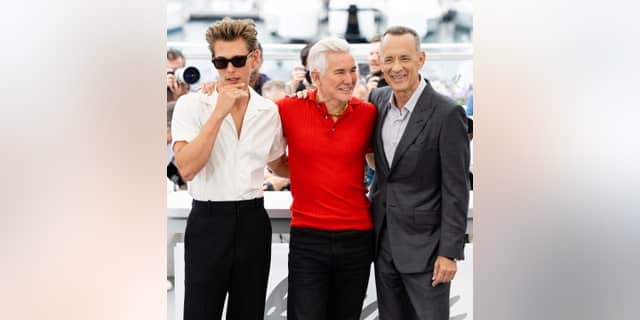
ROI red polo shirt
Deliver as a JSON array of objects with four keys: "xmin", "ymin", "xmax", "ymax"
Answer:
[{"xmin": 277, "ymin": 89, "xmax": 377, "ymax": 231}]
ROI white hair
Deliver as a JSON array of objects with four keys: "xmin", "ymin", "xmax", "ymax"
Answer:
[{"xmin": 307, "ymin": 37, "xmax": 351, "ymax": 76}]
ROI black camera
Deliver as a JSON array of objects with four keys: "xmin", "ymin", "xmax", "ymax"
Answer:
[{"xmin": 296, "ymin": 70, "xmax": 313, "ymax": 92}]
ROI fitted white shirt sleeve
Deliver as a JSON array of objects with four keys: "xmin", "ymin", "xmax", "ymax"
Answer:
[
  {"xmin": 170, "ymin": 93, "xmax": 203, "ymax": 149},
  {"xmin": 268, "ymin": 112, "xmax": 286, "ymax": 162}
]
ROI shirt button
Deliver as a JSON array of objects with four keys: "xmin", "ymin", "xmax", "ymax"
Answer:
[{"xmin": 330, "ymin": 127, "xmax": 336, "ymax": 132}]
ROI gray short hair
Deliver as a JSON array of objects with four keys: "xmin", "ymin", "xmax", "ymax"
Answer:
[{"xmin": 307, "ymin": 37, "xmax": 351, "ymax": 75}]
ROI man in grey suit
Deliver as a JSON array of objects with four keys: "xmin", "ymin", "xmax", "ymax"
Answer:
[{"xmin": 368, "ymin": 26, "xmax": 470, "ymax": 320}]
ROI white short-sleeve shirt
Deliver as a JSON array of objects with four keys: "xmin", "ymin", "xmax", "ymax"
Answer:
[{"xmin": 171, "ymin": 88, "xmax": 285, "ymax": 201}]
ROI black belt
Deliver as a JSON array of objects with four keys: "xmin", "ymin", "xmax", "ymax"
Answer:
[{"xmin": 192, "ymin": 197, "xmax": 264, "ymax": 209}]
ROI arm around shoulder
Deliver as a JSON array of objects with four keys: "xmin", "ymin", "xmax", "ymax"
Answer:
[{"xmin": 268, "ymin": 154, "xmax": 289, "ymax": 178}]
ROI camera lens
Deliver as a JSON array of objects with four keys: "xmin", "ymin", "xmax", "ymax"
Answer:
[
  {"xmin": 182, "ymin": 66, "xmax": 200, "ymax": 84},
  {"xmin": 175, "ymin": 66, "xmax": 201, "ymax": 85}
]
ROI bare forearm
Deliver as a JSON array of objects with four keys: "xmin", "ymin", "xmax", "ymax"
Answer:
[
  {"xmin": 268, "ymin": 155, "xmax": 290, "ymax": 178},
  {"xmin": 175, "ymin": 115, "xmax": 224, "ymax": 181},
  {"xmin": 270, "ymin": 163, "xmax": 289, "ymax": 178},
  {"xmin": 264, "ymin": 175, "xmax": 290, "ymax": 191}
]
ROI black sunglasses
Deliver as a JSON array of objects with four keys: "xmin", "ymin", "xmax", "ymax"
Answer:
[{"xmin": 211, "ymin": 51, "xmax": 253, "ymax": 69}]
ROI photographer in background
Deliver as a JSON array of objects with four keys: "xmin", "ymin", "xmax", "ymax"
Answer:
[
  {"xmin": 288, "ymin": 41, "xmax": 315, "ymax": 93},
  {"xmin": 364, "ymin": 35, "xmax": 388, "ymax": 94},
  {"xmin": 166, "ymin": 101, "xmax": 186, "ymax": 190},
  {"xmin": 249, "ymin": 42, "xmax": 271, "ymax": 95},
  {"xmin": 167, "ymin": 47, "xmax": 189, "ymax": 102}
]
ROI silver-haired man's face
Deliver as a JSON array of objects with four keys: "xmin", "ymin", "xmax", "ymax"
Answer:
[{"xmin": 312, "ymin": 51, "xmax": 358, "ymax": 104}]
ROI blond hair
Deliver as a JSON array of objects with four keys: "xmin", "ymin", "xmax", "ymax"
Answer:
[{"xmin": 205, "ymin": 17, "xmax": 258, "ymax": 57}]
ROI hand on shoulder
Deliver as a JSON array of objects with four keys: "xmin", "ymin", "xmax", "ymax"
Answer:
[{"xmin": 287, "ymin": 89, "xmax": 309, "ymax": 99}]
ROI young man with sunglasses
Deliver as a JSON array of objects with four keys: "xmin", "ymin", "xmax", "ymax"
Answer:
[{"xmin": 171, "ymin": 18, "xmax": 285, "ymax": 320}]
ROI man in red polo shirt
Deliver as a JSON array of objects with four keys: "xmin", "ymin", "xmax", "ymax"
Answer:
[{"xmin": 269, "ymin": 37, "xmax": 377, "ymax": 320}]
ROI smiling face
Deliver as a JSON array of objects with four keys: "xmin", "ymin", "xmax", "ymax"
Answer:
[
  {"xmin": 380, "ymin": 33, "xmax": 425, "ymax": 95},
  {"xmin": 311, "ymin": 51, "xmax": 358, "ymax": 106},
  {"xmin": 212, "ymin": 38, "xmax": 258, "ymax": 88}
]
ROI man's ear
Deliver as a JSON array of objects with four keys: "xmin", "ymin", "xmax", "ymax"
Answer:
[
  {"xmin": 254, "ymin": 48, "xmax": 261, "ymax": 60},
  {"xmin": 251, "ymin": 50, "xmax": 260, "ymax": 68},
  {"xmin": 418, "ymin": 51, "xmax": 426, "ymax": 67},
  {"xmin": 310, "ymin": 70, "xmax": 320, "ymax": 85}
]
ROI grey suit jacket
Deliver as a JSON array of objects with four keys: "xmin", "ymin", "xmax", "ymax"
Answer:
[{"xmin": 369, "ymin": 79, "xmax": 470, "ymax": 274}]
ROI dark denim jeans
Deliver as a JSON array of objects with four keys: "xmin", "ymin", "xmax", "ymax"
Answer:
[{"xmin": 287, "ymin": 227, "xmax": 374, "ymax": 320}]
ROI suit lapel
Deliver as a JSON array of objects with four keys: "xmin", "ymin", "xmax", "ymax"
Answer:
[
  {"xmin": 375, "ymin": 90, "xmax": 392, "ymax": 176},
  {"xmin": 389, "ymin": 81, "xmax": 436, "ymax": 173}
]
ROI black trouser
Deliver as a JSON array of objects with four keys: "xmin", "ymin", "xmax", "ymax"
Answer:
[
  {"xmin": 183, "ymin": 198, "xmax": 272, "ymax": 320},
  {"xmin": 287, "ymin": 227, "xmax": 374, "ymax": 320}
]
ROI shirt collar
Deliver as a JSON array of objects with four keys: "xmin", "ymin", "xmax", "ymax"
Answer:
[{"xmin": 388, "ymin": 75, "xmax": 427, "ymax": 114}]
